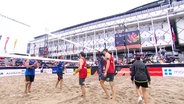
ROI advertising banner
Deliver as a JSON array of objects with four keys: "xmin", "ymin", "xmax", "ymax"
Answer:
[
  {"xmin": 65, "ymin": 69, "xmax": 74, "ymax": 75},
  {"xmin": 124, "ymin": 30, "xmax": 141, "ymax": 48},
  {"xmin": 116, "ymin": 68, "xmax": 130, "ymax": 76},
  {"xmin": 124, "ymin": 30, "xmax": 140, "ymax": 45},
  {"xmin": 35, "ymin": 68, "xmax": 41, "ymax": 74},
  {"xmin": 162, "ymin": 67, "xmax": 184, "ymax": 77},
  {"xmin": 43, "ymin": 68, "xmax": 53, "ymax": 74},
  {"xmin": 115, "ymin": 30, "xmax": 141, "ymax": 49},
  {"xmin": 0, "ymin": 69, "xmax": 25, "ymax": 77},
  {"xmin": 87, "ymin": 68, "xmax": 91, "ymax": 76},
  {"xmin": 148, "ymin": 67, "xmax": 163, "ymax": 76},
  {"xmin": 39, "ymin": 47, "xmax": 48, "ymax": 56},
  {"xmin": 115, "ymin": 33, "xmax": 125, "ymax": 49}
]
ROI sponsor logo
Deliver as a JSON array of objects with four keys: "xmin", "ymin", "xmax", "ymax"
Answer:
[
  {"xmin": 164, "ymin": 69, "xmax": 172, "ymax": 76},
  {"xmin": 6, "ymin": 71, "xmax": 21, "ymax": 75},
  {"xmin": 0, "ymin": 72, "xmax": 3, "ymax": 75},
  {"xmin": 148, "ymin": 67, "xmax": 163, "ymax": 76},
  {"xmin": 173, "ymin": 70, "xmax": 184, "ymax": 75},
  {"xmin": 116, "ymin": 68, "xmax": 130, "ymax": 76},
  {"xmin": 163, "ymin": 67, "xmax": 184, "ymax": 77},
  {"xmin": 65, "ymin": 69, "xmax": 74, "ymax": 75},
  {"xmin": 21, "ymin": 70, "xmax": 25, "ymax": 74}
]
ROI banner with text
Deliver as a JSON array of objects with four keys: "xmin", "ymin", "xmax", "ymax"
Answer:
[{"xmin": 162, "ymin": 67, "xmax": 184, "ymax": 77}]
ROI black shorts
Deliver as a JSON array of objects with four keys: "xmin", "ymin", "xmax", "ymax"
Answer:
[
  {"xmin": 25, "ymin": 75, "xmax": 35, "ymax": 82},
  {"xmin": 57, "ymin": 72, "xmax": 63, "ymax": 80},
  {"xmin": 79, "ymin": 78, "xmax": 86, "ymax": 85},
  {"xmin": 101, "ymin": 73, "xmax": 114, "ymax": 81},
  {"xmin": 135, "ymin": 81, "xmax": 148, "ymax": 88}
]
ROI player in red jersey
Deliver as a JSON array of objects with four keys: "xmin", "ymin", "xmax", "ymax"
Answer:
[
  {"xmin": 100, "ymin": 49, "xmax": 116, "ymax": 100},
  {"xmin": 73, "ymin": 52, "xmax": 87, "ymax": 97}
]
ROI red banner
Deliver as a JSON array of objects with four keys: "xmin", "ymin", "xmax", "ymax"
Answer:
[
  {"xmin": 93, "ymin": 67, "xmax": 163, "ymax": 77},
  {"xmin": 148, "ymin": 67, "xmax": 163, "ymax": 76},
  {"xmin": 116, "ymin": 68, "xmax": 130, "ymax": 76}
]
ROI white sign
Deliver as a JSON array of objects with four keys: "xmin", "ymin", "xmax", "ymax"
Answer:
[
  {"xmin": 43, "ymin": 68, "xmax": 52, "ymax": 74},
  {"xmin": 0, "ymin": 69, "xmax": 25, "ymax": 77},
  {"xmin": 35, "ymin": 68, "xmax": 41, "ymax": 74},
  {"xmin": 162, "ymin": 67, "xmax": 184, "ymax": 77},
  {"xmin": 65, "ymin": 69, "xmax": 74, "ymax": 75},
  {"xmin": 0, "ymin": 68, "xmax": 41, "ymax": 77}
]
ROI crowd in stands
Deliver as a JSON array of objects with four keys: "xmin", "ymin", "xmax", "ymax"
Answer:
[
  {"xmin": 0, "ymin": 53, "xmax": 183, "ymax": 67},
  {"xmin": 116, "ymin": 54, "xmax": 183, "ymax": 65}
]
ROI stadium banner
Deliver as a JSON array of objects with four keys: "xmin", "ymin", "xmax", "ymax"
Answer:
[
  {"xmin": 116, "ymin": 68, "xmax": 130, "ymax": 76},
  {"xmin": 124, "ymin": 30, "xmax": 141, "ymax": 48},
  {"xmin": 35, "ymin": 68, "xmax": 42, "ymax": 74},
  {"xmin": 42, "ymin": 68, "xmax": 52, "ymax": 74},
  {"xmin": 0, "ymin": 69, "xmax": 25, "ymax": 76},
  {"xmin": 115, "ymin": 33, "xmax": 125, "ymax": 49},
  {"xmin": 65, "ymin": 68, "xmax": 74, "ymax": 75},
  {"xmin": 39, "ymin": 47, "xmax": 48, "ymax": 56},
  {"xmin": 0, "ymin": 69, "xmax": 24, "ymax": 76},
  {"xmin": 0, "ymin": 69, "xmax": 43, "ymax": 77},
  {"xmin": 148, "ymin": 67, "xmax": 163, "ymax": 76},
  {"xmin": 87, "ymin": 68, "xmax": 91, "ymax": 76},
  {"xmin": 162, "ymin": 67, "xmax": 184, "ymax": 77}
]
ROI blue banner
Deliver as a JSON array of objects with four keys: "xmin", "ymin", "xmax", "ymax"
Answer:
[
  {"xmin": 115, "ymin": 33, "xmax": 125, "ymax": 47},
  {"xmin": 124, "ymin": 30, "xmax": 140, "ymax": 45}
]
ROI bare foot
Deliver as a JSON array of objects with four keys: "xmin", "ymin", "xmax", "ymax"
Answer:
[
  {"xmin": 24, "ymin": 91, "xmax": 27, "ymax": 94},
  {"xmin": 80, "ymin": 95, "xmax": 86, "ymax": 98},
  {"xmin": 111, "ymin": 96, "xmax": 116, "ymax": 100},
  {"xmin": 104, "ymin": 96, "xmax": 110, "ymax": 99}
]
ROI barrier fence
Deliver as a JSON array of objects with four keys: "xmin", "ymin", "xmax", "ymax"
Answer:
[{"xmin": 0, "ymin": 64, "xmax": 184, "ymax": 77}]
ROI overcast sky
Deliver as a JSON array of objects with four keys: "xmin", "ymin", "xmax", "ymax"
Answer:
[{"xmin": 0, "ymin": 0, "xmax": 157, "ymax": 54}]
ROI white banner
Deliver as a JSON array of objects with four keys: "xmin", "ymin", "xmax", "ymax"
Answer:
[
  {"xmin": 65, "ymin": 69, "xmax": 74, "ymax": 75},
  {"xmin": 43, "ymin": 68, "xmax": 52, "ymax": 74},
  {"xmin": 0, "ymin": 68, "xmax": 42, "ymax": 77},
  {"xmin": 0, "ymin": 69, "xmax": 25, "ymax": 77},
  {"xmin": 162, "ymin": 67, "xmax": 184, "ymax": 77}
]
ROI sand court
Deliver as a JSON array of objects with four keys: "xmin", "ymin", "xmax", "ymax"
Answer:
[{"xmin": 0, "ymin": 74, "xmax": 184, "ymax": 104}]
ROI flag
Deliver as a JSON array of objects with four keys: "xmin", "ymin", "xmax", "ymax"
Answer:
[
  {"xmin": 27, "ymin": 43, "xmax": 31, "ymax": 54},
  {"xmin": 34, "ymin": 43, "xmax": 36, "ymax": 55},
  {"xmin": 83, "ymin": 47, "xmax": 85, "ymax": 51},
  {"xmin": 65, "ymin": 45, "xmax": 67, "ymax": 52},
  {"xmin": 4, "ymin": 37, "xmax": 10, "ymax": 51},
  {"xmin": 154, "ymin": 31, "xmax": 157, "ymax": 44},
  {"xmin": 72, "ymin": 44, "xmax": 75, "ymax": 53},
  {"xmin": 56, "ymin": 46, "xmax": 58, "ymax": 53},
  {"xmin": 171, "ymin": 27, "xmax": 176, "ymax": 42},
  {"xmin": 13, "ymin": 39, "xmax": 17, "ymax": 49},
  {"xmin": 34, "ymin": 43, "xmax": 36, "ymax": 48},
  {"xmin": 0, "ymin": 35, "xmax": 2, "ymax": 41},
  {"xmin": 104, "ymin": 42, "xmax": 106, "ymax": 49}
]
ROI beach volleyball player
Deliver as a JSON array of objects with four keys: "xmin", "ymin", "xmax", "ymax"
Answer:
[
  {"xmin": 97, "ymin": 51, "xmax": 105, "ymax": 81},
  {"xmin": 130, "ymin": 54, "xmax": 151, "ymax": 104},
  {"xmin": 55, "ymin": 56, "xmax": 66, "ymax": 90},
  {"xmin": 73, "ymin": 52, "xmax": 87, "ymax": 97},
  {"xmin": 100, "ymin": 49, "xmax": 116, "ymax": 100},
  {"xmin": 24, "ymin": 54, "xmax": 39, "ymax": 94}
]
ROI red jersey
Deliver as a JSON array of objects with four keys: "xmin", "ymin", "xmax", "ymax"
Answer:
[
  {"xmin": 79, "ymin": 58, "xmax": 87, "ymax": 78},
  {"xmin": 104, "ymin": 55, "xmax": 115, "ymax": 73}
]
